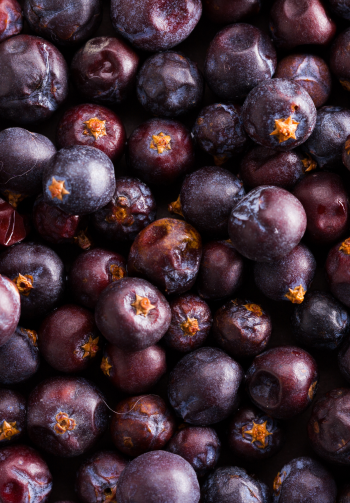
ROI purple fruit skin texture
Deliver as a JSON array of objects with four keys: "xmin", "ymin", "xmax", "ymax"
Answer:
[
  {"xmin": 0, "ymin": 327, "xmax": 40, "ymax": 385},
  {"xmin": 0, "ymin": 128, "xmax": 56, "ymax": 198},
  {"xmin": 0, "ymin": 444, "xmax": 52, "ymax": 503},
  {"xmin": 168, "ymin": 347, "xmax": 243, "ymax": 425},
  {"xmin": 246, "ymin": 346, "xmax": 318, "ymax": 419},
  {"xmin": 116, "ymin": 451, "xmax": 200, "ymax": 503},
  {"xmin": 242, "ymin": 79, "xmax": 317, "ymax": 151},
  {"xmin": 272, "ymin": 456, "xmax": 337, "ymax": 503},
  {"xmin": 33, "ymin": 197, "xmax": 81, "ymax": 244},
  {"xmin": 204, "ymin": 23, "xmax": 277, "ymax": 101},
  {"xmin": 228, "ymin": 186, "xmax": 307, "ymax": 262},
  {"xmin": 338, "ymin": 337, "xmax": 350, "ymax": 383},
  {"xmin": 0, "ymin": 35, "xmax": 68, "ymax": 124},
  {"xmin": 203, "ymin": 0, "xmax": 261, "ymax": 24},
  {"xmin": 330, "ymin": 28, "xmax": 350, "ymax": 87},
  {"xmin": 0, "ymin": 0, "xmax": 22, "ymax": 42},
  {"xmin": 76, "ymin": 450, "xmax": 127, "ymax": 503},
  {"xmin": 308, "ymin": 388, "xmax": 350, "ymax": 464},
  {"xmin": 110, "ymin": 0, "xmax": 202, "ymax": 52},
  {"xmin": 0, "ymin": 275, "xmax": 20, "ymax": 347},
  {"xmin": 180, "ymin": 166, "xmax": 245, "ymax": 239},
  {"xmin": 326, "ymin": 240, "xmax": 350, "ymax": 308},
  {"xmin": 95, "ymin": 277, "xmax": 171, "ymax": 351},
  {"xmin": 27, "ymin": 377, "xmax": 108, "ymax": 458},
  {"xmin": 254, "ymin": 243, "xmax": 316, "ymax": 302},
  {"xmin": 329, "ymin": 0, "xmax": 350, "ymax": 19},
  {"xmin": 0, "ymin": 389, "xmax": 26, "ymax": 444}
]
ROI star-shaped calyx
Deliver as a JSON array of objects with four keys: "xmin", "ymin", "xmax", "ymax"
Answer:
[
  {"xmin": 110, "ymin": 264, "xmax": 126, "ymax": 282},
  {"xmin": 243, "ymin": 304, "xmax": 263, "ymax": 317},
  {"xmin": 180, "ymin": 316, "xmax": 199, "ymax": 336},
  {"xmin": 168, "ymin": 195, "xmax": 184, "ymax": 217},
  {"xmin": 270, "ymin": 116, "xmax": 299, "ymax": 143},
  {"xmin": 131, "ymin": 294, "xmax": 156, "ymax": 316},
  {"xmin": 81, "ymin": 335, "xmax": 99, "ymax": 359},
  {"xmin": 339, "ymin": 238, "xmax": 350, "ymax": 255},
  {"xmin": 301, "ymin": 154, "xmax": 317, "ymax": 172},
  {"xmin": 150, "ymin": 132, "xmax": 172, "ymax": 154},
  {"xmin": 273, "ymin": 471, "xmax": 286, "ymax": 495},
  {"xmin": 103, "ymin": 486, "xmax": 117, "ymax": 502},
  {"xmin": 13, "ymin": 273, "xmax": 34, "ymax": 296},
  {"xmin": 101, "ymin": 357, "xmax": 112, "ymax": 376},
  {"xmin": 48, "ymin": 177, "xmax": 70, "ymax": 201},
  {"xmin": 285, "ymin": 284, "xmax": 306, "ymax": 304},
  {"xmin": 54, "ymin": 412, "xmax": 76, "ymax": 435},
  {"xmin": 242, "ymin": 420, "xmax": 272, "ymax": 449},
  {"xmin": 0, "ymin": 420, "xmax": 20, "ymax": 441},
  {"xmin": 83, "ymin": 117, "xmax": 107, "ymax": 140}
]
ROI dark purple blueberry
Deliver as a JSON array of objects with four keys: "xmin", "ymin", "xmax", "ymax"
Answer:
[
  {"xmin": 308, "ymin": 388, "xmax": 350, "ymax": 464},
  {"xmin": 269, "ymin": 0, "xmax": 336, "ymax": 49},
  {"xmin": 137, "ymin": 52, "xmax": 203, "ymax": 117},
  {"xmin": 163, "ymin": 293, "xmax": 212, "ymax": 353},
  {"xmin": 71, "ymin": 37, "xmax": 139, "ymax": 104},
  {"xmin": 329, "ymin": 0, "xmax": 350, "ymax": 19},
  {"xmin": 338, "ymin": 484, "xmax": 350, "ymax": 503},
  {"xmin": 196, "ymin": 241, "xmax": 244, "ymax": 301},
  {"xmin": 302, "ymin": 106, "xmax": 350, "ymax": 169},
  {"xmin": 326, "ymin": 238, "xmax": 350, "ymax": 307},
  {"xmin": 0, "ymin": 199, "xmax": 26, "ymax": 248},
  {"xmin": 0, "ymin": 0, "xmax": 22, "ymax": 42},
  {"xmin": 95, "ymin": 277, "xmax": 171, "ymax": 351},
  {"xmin": 127, "ymin": 119, "xmax": 195, "ymax": 186},
  {"xmin": 338, "ymin": 338, "xmax": 350, "ymax": 383},
  {"xmin": 0, "ymin": 35, "xmax": 68, "ymax": 124},
  {"xmin": 91, "ymin": 177, "xmax": 157, "ymax": 241},
  {"xmin": 0, "ymin": 242, "xmax": 65, "ymax": 320},
  {"xmin": 110, "ymin": 0, "xmax": 202, "ymax": 52},
  {"xmin": 24, "ymin": 0, "xmax": 102, "ymax": 46},
  {"xmin": 43, "ymin": 146, "xmax": 116, "ymax": 216},
  {"xmin": 292, "ymin": 291, "xmax": 350, "ymax": 350},
  {"xmin": 228, "ymin": 186, "xmax": 307, "ymax": 262},
  {"xmin": 275, "ymin": 54, "xmax": 331, "ymax": 108},
  {"xmin": 330, "ymin": 29, "xmax": 350, "ymax": 92},
  {"xmin": 204, "ymin": 23, "xmax": 277, "ymax": 101},
  {"xmin": 0, "ymin": 326, "xmax": 40, "ymax": 385},
  {"xmin": 76, "ymin": 450, "xmax": 127, "ymax": 503},
  {"xmin": 39, "ymin": 305, "xmax": 100, "ymax": 373},
  {"xmin": 27, "ymin": 376, "xmax": 108, "ymax": 457},
  {"xmin": 175, "ymin": 166, "xmax": 245, "ymax": 239},
  {"xmin": 0, "ymin": 275, "xmax": 20, "ymax": 347},
  {"xmin": 0, "ymin": 445, "xmax": 52, "ymax": 503},
  {"xmin": 110, "ymin": 395, "xmax": 176, "ymax": 457},
  {"xmin": 116, "ymin": 451, "xmax": 200, "ymax": 503},
  {"xmin": 228, "ymin": 405, "xmax": 284, "ymax": 461},
  {"xmin": 100, "ymin": 343, "xmax": 166, "ymax": 394},
  {"xmin": 33, "ymin": 197, "xmax": 81, "ymax": 245},
  {"xmin": 203, "ymin": 0, "xmax": 260, "ymax": 24},
  {"xmin": 168, "ymin": 347, "xmax": 243, "ymax": 425},
  {"xmin": 128, "ymin": 218, "xmax": 202, "ymax": 295},
  {"xmin": 0, "ymin": 390, "xmax": 26, "ymax": 444},
  {"xmin": 254, "ymin": 244, "xmax": 316, "ymax": 303},
  {"xmin": 202, "ymin": 466, "xmax": 270, "ymax": 503},
  {"xmin": 242, "ymin": 79, "xmax": 316, "ymax": 151},
  {"xmin": 69, "ymin": 248, "xmax": 127, "ymax": 309},
  {"xmin": 192, "ymin": 103, "xmax": 249, "ymax": 165},
  {"xmin": 57, "ymin": 104, "xmax": 126, "ymax": 163},
  {"xmin": 213, "ymin": 299, "xmax": 271, "ymax": 358},
  {"xmin": 0, "ymin": 128, "xmax": 56, "ymax": 199},
  {"xmin": 246, "ymin": 346, "xmax": 318, "ymax": 419},
  {"xmin": 272, "ymin": 457, "xmax": 337, "ymax": 503},
  {"xmin": 239, "ymin": 146, "xmax": 304, "ymax": 189},
  {"xmin": 167, "ymin": 426, "xmax": 220, "ymax": 477}
]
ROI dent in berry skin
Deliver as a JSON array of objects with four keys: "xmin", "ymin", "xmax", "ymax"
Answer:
[
  {"xmin": 57, "ymin": 104, "xmax": 126, "ymax": 162},
  {"xmin": 213, "ymin": 299, "xmax": 271, "ymax": 359},
  {"xmin": 275, "ymin": 54, "xmax": 331, "ymax": 109},
  {"xmin": 127, "ymin": 119, "xmax": 195, "ymax": 186},
  {"xmin": 92, "ymin": 177, "xmax": 157, "ymax": 241},
  {"xmin": 137, "ymin": 52, "xmax": 203, "ymax": 117},
  {"xmin": 228, "ymin": 405, "xmax": 284, "ymax": 461},
  {"xmin": 110, "ymin": 0, "xmax": 202, "ymax": 52},
  {"xmin": 0, "ymin": 326, "xmax": 40, "ymax": 385},
  {"xmin": 76, "ymin": 450, "xmax": 127, "ymax": 503},
  {"xmin": 110, "ymin": 395, "xmax": 176, "ymax": 457},
  {"xmin": 167, "ymin": 426, "xmax": 220, "ymax": 477},
  {"xmin": 27, "ymin": 376, "xmax": 108, "ymax": 457},
  {"xmin": 246, "ymin": 346, "xmax": 318, "ymax": 419},
  {"xmin": 0, "ymin": 35, "xmax": 68, "ymax": 124},
  {"xmin": 0, "ymin": 445, "xmax": 52, "ymax": 503},
  {"xmin": 302, "ymin": 106, "xmax": 350, "ymax": 169},
  {"xmin": 128, "ymin": 218, "xmax": 202, "ymax": 295},
  {"xmin": 0, "ymin": 0, "xmax": 22, "ymax": 42},
  {"xmin": 204, "ymin": 23, "xmax": 277, "ymax": 102},
  {"xmin": 192, "ymin": 104, "xmax": 249, "ymax": 165},
  {"xmin": 24, "ymin": 0, "xmax": 102, "ymax": 46},
  {"xmin": 163, "ymin": 293, "xmax": 212, "ymax": 353},
  {"xmin": 71, "ymin": 37, "xmax": 139, "ymax": 104},
  {"xmin": 242, "ymin": 79, "xmax": 316, "ymax": 151},
  {"xmin": 272, "ymin": 457, "xmax": 337, "ymax": 503},
  {"xmin": 0, "ymin": 390, "xmax": 26, "ymax": 444},
  {"xmin": 269, "ymin": 0, "xmax": 336, "ymax": 50},
  {"xmin": 0, "ymin": 275, "xmax": 20, "ymax": 347},
  {"xmin": 168, "ymin": 347, "xmax": 243, "ymax": 425},
  {"xmin": 202, "ymin": 466, "xmax": 270, "ymax": 503},
  {"xmin": 204, "ymin": 0, "xmax": 261, "ymax": 24},
  {"xmin": 228, "ymin": 186, "xmax": 307, "ymax": 263}
]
